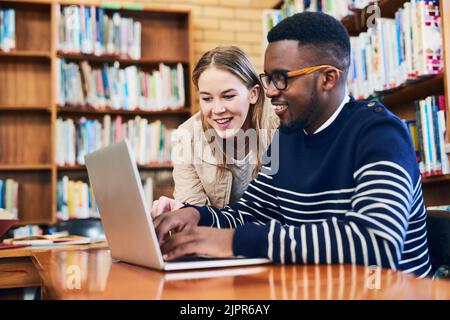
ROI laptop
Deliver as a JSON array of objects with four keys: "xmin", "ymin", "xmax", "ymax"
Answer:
[{"xmin": 85, "ymin": 140, "xmax": 270, "ymax": 271}]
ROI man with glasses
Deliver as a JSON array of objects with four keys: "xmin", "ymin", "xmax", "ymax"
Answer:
[{"xmin": 154, "ymin": 12, "xmax": 431, "ymax": 278}]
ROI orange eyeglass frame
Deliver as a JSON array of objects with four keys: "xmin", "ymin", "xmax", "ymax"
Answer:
[{"xmin": 286, "ymin": 64, "xmax": 343, "ymax": 78}]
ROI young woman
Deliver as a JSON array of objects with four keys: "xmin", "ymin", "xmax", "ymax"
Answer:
[{"xmin": 151, "ymin": 46, "xmax": 278, "ymax": 217}]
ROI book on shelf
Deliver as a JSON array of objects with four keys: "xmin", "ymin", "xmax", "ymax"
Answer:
[
  {"xmin": 262, "ymin": 9, "xmax": 282, "ymax": 37},
  {"xmin": 348, "ymin": 0, "xmax": 443, "ymax": 99},
  {"xmin": 57, "ymin": 176, "xmax": 98, "ymax": 221},
  {"xmin": 261, "ymin": 9, "xmax": 282, "ymax": 53},
  {"xmin": 0, "ymin": 179, "xmax": 19, "ymax": 220},
  {"xmin": 57, "ymin": 4, "xmax": 141, "ymax": 59},
  {"xmin": 0, "ymin": 8, "xmax": 15, "ymax": 52},
  {"xmin": 280, "ymin": 0, "xmax": 321, "ymax": 18},
  {"xmin": 56, "ymin": 59, "xmax": 185, "ymax": 111},
  {"xmin": 276, "ymin": 1, "xmax": 370, "ymax": 22},
  {"xmin": 268, "ymin": 1, "xmax": 443, "ymax": 100},
  {"xmin": 427, "ymin": 205, "xmax": 450, "ymax": 212},
  {"xmin": 142, "ymin": 177, "xmax": 153, "ymax": 213},
  {"xmin": 56, "ymin": 115, "xmax": 174, "ymax": 166},
  {"xmin": 56, "ymin": 175, "xmax": 153, "ymax": 221},
  {"xmin": 405, "ymin": 95, "xmax": 449, "ymax": 177}
]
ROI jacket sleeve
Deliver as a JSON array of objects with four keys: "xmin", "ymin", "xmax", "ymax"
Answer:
[{"xmin": 171, "ymin": 128, "xmax": 209, "ymax": 205}]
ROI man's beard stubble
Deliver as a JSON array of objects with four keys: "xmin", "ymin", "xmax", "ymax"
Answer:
[{"xmin": 278, "ymin": 86, "xmax": 318, "ymax": 134}]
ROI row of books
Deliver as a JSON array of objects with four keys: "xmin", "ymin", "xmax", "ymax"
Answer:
[
  {"xmin": 274, "ymin": 1, "xmax": 372, "ymax": 23},
  {"xmin": 0, "ymin": 9, "xmax": 15, "ymax": 52},
  {"xmin": 56, "ymin": 59, "xmax": 186, "ymax": 111},
  {"xmin": 262, "ymin": 10, "xmax": 283, "ymax": 49},
  {"xmin": 56, "ymin": 116, "xmax": 173, "ymax": 166},
  {"xmin": 405, "ymin": 95, "xmax": 449, "ymax": 176},
  {"xmin": 57, "ymin": 4, "xmax": 141, "ymax": 59},
  {"xmin": 349, "ymin": 0, "xmax": 443, "ymax": 99},
  {"xmin": 0, "ymin": 179, "xmax": 19, "ymax": 220},
  {"xmin": 56, "ymin": 176, "xmax": 98, "ymax": 221},
  {"xmin": 56, "ymin": 176, "xmax": 153, "ymax": 221}
]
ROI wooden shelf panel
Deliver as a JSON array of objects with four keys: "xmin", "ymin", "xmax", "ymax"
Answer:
[
  {"xmin": 1, "ymin": 2, "xmax": 192, "ymax": 226},
  {"xmin": 57, "ymin": 106, "xmax": 191, "ymax": 117},
  {"xmin": 341, "ymin": 0, "xmax": 409, "ymax": 36},
  {"xmin": 0, "ymin": 51, "xmax": 51, "ymax": 60},
  {"xmin": 0, "ymin": 113, "xmax": 51, "ymax": 165},
  {"xmin": 0, "ymin": 165, "xmax": 52, "ymax": 171},
  {"xmin": 0, "ymin": 60, "xmax": 51, "ymax": 107},
  {"xmin": 57, "ymin": 52, "xmax": 189, "ymax": 65},
  {"xmin": 55, "ymin": 8, "xmax": 190, "ymax": 63},
  {"xmin": 127, "ymin": 11, "xmax": 190, "ymax": 63},
  {"xmin": 153, "ymin": 185, "xmax": 174, "ymax": 200},
  {"xmin": 272, "ymin": 0, "xmax": 283, "ymax": 9},
  {"xmin": 378, "ymin": 73, "xmax": 444, "ymax": 107},
  {"xmin": 1, "ymin": 0, "xmax": 53, "ymax": 4},
  {"xmin": 422, "ymin": 174, "xmax": 450, "ymax": 184},
  {"xmin": 0, "ymin": 171, "xmax": 52, "ymax": 225},
  {"xmin": 423, "ymin": 184, "xmax": 450, "ymax": 207},
  {"xmin": 0, "ymin": 105, "xmax": 51, "ymax": 112}
]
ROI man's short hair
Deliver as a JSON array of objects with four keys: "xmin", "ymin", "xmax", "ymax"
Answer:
[{"xmin": 267, "ymin": 12, "xmax": 351, "ymax": 73}]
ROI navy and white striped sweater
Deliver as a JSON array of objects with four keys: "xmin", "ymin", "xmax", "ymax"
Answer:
[{"xmin": 192, "ymin": 97, "xmax": 432, "ymax": 278}]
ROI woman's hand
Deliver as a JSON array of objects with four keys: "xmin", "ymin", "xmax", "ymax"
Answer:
[{"xmin": 151, "ymin": 196, "xmax": 183, "ymax": 219}]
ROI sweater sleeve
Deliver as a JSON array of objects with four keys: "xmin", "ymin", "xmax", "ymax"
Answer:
[
  {"xmin": 192, "ymin": 115, "xmax": 424, "ymax": 273},
  {"xmin": 232, "ymin": 115, "xmax": 420, "ymax": 270},
  {"xmin": 190, "ymin": 163, "xmax": 283, "ymax": 229}
]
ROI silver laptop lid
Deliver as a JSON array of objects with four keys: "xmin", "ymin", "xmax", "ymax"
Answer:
[{"xmin": 85, "ymin": 140, "xmax": 165, "ymax": 269}]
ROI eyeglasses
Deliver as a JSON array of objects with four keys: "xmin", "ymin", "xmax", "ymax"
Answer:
[{"xmin": 259, "ymin": 65, "xmax": 343, "ymax": 91}]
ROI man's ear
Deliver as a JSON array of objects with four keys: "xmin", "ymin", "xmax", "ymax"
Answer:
[
  {"xmin": 321, "ymin": 69, "xmax": 341, "ymax": 91},
  {"xmin": 249, "ymin": 84, "xmax": 260, "ymax": 104}
]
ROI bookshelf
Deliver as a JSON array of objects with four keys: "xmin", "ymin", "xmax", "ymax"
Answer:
[
  {"xmin": 0, "ymin": 0, "xmax": 194, "ymax": 225},
  {"xmin": 269, "ymin": 0, "xmax": 450, "ymax": 206}
]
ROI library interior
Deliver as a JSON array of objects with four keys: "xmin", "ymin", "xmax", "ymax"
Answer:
[{"xmin": 0, "ymin": 0, "xmax": 449, "ymax": 301}]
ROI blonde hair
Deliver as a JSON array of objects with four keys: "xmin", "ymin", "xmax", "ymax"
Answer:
[{"xmin": 192, "ymin": 46, "xmax": 265, "ymax": 179}]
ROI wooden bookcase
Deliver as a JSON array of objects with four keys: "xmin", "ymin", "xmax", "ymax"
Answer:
[
  {"xmin": 0, "ymin": 0, "xmax": 194, "ymax": 225},
  {"xmin": 271, "ymin": 0, "xmax": 450, "ymax": 206}
]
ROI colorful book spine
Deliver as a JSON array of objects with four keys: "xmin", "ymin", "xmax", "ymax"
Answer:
[
  {"xmin": 57, "ymin": 5, "xmax": 141, "ymax": 59},
  {"xmin": 56, "ymin": 115, "xmax": 173, "ymax": 166},
  {"xmin": 0, "ymin": 179, "xmax": 19, "ymax": 219},
  {"xmin": 57, "ymin": 176, "xmax": 98, "ymax": 221},
  {"xmin": 56, "ymin": 59, "xmax": 185, "ymax": 111},
  {"xmin": 347, "ymin": 0, "xmax": 443, "ymax": 100},
  {"xmin": 437, "ymin": 96, "xmax": 449, "ymax": 174},
  {"xmin": 409, "ymin": 95, "xmax": 449, "ymax": 176},
  {"xmin": 0, "ymin": 9, "xmax": 16, "ymax": 52}
]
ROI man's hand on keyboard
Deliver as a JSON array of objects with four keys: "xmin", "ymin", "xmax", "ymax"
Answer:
[{"xmin": 160, "ymin": 226, "xmax": 234, "ymax": 261}]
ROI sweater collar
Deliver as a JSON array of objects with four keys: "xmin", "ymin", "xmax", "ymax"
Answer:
[{"xmin": 304, "ymin": 92, "xmax": 350, "ymax": 136}]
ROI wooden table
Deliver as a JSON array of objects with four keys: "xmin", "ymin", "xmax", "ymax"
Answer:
[
  {"xmin": 0, "ymin": 243, "xmax": 107, "ymax": 291},
  {"xmin": 4, "ymin": 247, "xmax": 446, "ymax": 300}
]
